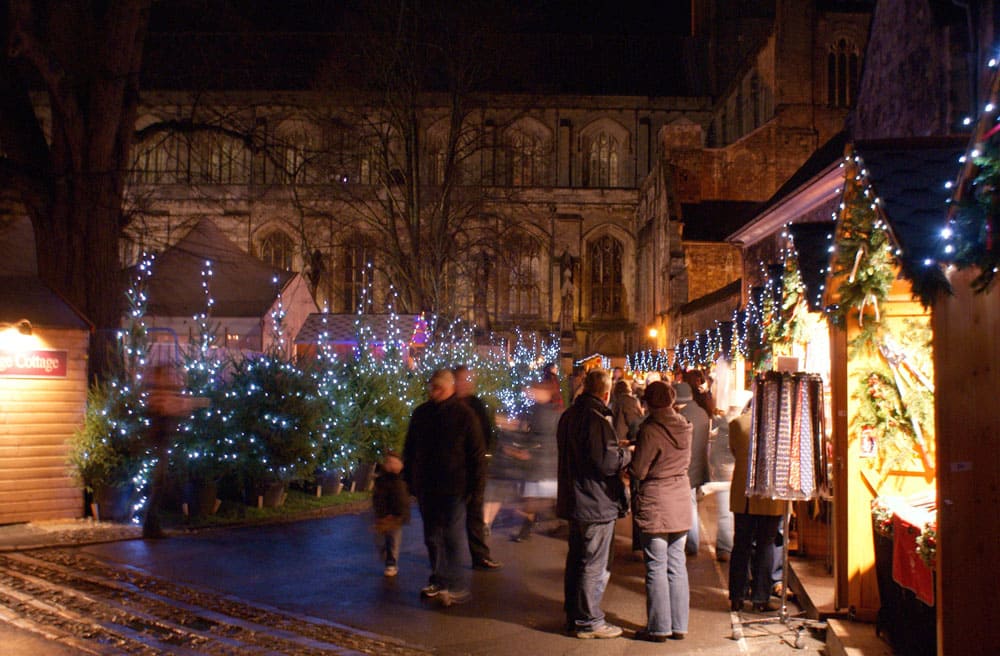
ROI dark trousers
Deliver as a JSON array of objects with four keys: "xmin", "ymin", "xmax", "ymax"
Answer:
[
  {"xmin": 466, "ymin": 477, "xmax": 491, "ymax": 563},
  {"xmin": 419, "ymin": 495, "xmax": 468, "ymax": 592},
  {"xmin": 729, "ymin": 512, "xmax": 782, "ymax": 604}
]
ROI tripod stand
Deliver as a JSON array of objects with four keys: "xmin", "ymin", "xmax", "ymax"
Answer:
[{"xmin": 730, "ymin": 501, "xmax": 827, "ymax": 649}]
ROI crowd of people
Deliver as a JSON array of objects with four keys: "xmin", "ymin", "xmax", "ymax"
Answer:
[{"xmin": 374, "ymin": 362, "xmax": 787, "ymax": 638}]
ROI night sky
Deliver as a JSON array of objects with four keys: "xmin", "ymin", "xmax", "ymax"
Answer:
[
  {"xmin": 151, "ymin": 0, "xmax": 693, "ymax": 37},
  {"xmin": 146, "ymin": 0, "xmax": 702, "ymax": 95}
]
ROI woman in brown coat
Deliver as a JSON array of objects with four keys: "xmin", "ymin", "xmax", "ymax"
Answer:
[{"xmin": 629, "ymin": 381, "xmax": 694, "ymax": 641}]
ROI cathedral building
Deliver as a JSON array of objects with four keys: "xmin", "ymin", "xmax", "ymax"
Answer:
[{"xmin": 8, "ymin": 1, "xmax": 873, "ymax": 362}]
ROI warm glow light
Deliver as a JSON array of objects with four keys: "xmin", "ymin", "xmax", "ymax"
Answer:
[
  {"xmin": 648, "ymin": 328, "xmax": 658, "ymax": 339},
  {"xmin": 0, "ymin": 323, "xmax": 41, "ymax": 351}
]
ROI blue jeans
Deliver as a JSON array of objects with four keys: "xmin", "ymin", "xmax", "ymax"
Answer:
[
  {"xmin": 685, "ymin": 487, "xmax": 700, "ymax": 555},
  {"xmin": 641, "ymin": 531, "xmax": 689, "ymax": 636},
  {"xmin": 564, "ymin": 520, "xmax": 616, "ymax": 631},
  {"xmin": 419, "ymin": 495, "xmax": 467, "ymax": 592}
]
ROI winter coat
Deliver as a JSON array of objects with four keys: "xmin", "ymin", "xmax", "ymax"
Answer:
[
  {"xmin": 629, "ymin": 406, "xmax": 693, "ymax": 534},
  {"xmin": 403, "ymin": 395, "xmax": 485, "ymax": 501},
  {"xmin": 678, "ymin": 401, "xmax": 711, "ymax": 488},
  {"xmin": 729, "ymin": 412, "xmax": 785, "ymax": 516},
  {"xmin": 372, "ymin": 470, "xmax": 410, "ymax": 522},
  {"xmin": 556, "ymin": 393, "xmax": 632, "ymax": 523},
  {"xmin": 523, "ymin": 401, "xmax": 561, "ymax": 483},
  {"xmin": 609, "ymin": 390, "xmax": 644, "ymax": 442},
  {"xmin": 462, "ymin": 394, "xmax": 498, "ymax": 455}
]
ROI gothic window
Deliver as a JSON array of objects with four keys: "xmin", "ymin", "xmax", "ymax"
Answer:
[
  {"xmin": 429, "ymin": 148, "xmax": 447, "ymax": 186},
  {"xmin": 589, "ymin": 235, "xmax": 623, "ymax": 318},
  {"xmin": 263, "ymin": 120, "xmax": 317, "ymax": 184},
  {"xmin": 828, "ymin": 38, "xmax": 860, "ymax": 108},
  {"xmin": 586, "ymin": 132, "xmax": 619, "ymax": 187},
  {"xmin": 343, "ymin": 241, "xmax": 372, "ymax": 312},
  {"xmin": 259, "ymin": 231, "xmax": 295, "ymax": 271},
  {"xmin": 189, "ymin": 133, "xmax": 250, "ymax": 184},
  {"xmin": 508, "ymin": 131, "xmax": 544, "ymax": 186},
  {"xmin": 132, "ymin": 132, "xmax": 185, "ymax": 184},
  {"xmin": 507, "ymin": 241, "xmax": 541, "ymax": 317},
  {"xmin": 359, "ymin": 141, "xmax": 379, "ymax": 184}
]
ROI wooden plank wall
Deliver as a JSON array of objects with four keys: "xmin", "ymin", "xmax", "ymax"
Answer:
[
  {"xmin": 834, "ymin": 281, "xmax": 935, "ymax": 618},
  {"xmin": 0, "ymin": 328, "xmax": 88, "ymax": 523},
  {"xmin": 932, "ymin": 269, "xmax": 1000, "ymax": 656}
]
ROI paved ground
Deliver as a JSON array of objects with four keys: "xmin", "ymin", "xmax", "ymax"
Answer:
[{"xmin": 0, "ymin": 494, "xmax": 828, "ymax": 654}]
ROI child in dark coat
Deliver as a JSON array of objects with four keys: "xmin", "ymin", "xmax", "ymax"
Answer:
[{"xmin": 372, "ymin": 451, "xmax": 410, "ymax": 576}]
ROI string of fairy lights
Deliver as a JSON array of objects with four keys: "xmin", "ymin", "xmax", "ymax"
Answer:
[
  {"xmin": 83, "ymin": 257, "xmax": 561, "ymax": 521},
  {"xmin": 627, "ymin": 51, "xmax": 999, "ymax": 377}
]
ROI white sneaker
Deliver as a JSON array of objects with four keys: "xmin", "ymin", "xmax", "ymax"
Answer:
[{"xmin": 383, "ymin": 565, "xmax": 398, "ymax": 577}]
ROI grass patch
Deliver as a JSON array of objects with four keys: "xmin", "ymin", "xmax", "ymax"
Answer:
[{"xmin": 163, "ymin": 488, "xmax": 371, "ymax": 530}]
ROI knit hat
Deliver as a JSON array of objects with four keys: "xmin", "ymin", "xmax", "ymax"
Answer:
[
  {"xmin": 673, "ymin": 381, "xmax": 694, "ymax": 403},
  {"xmin": 643, "ymin": 381, "xmax": 675, "ymax": 409}
]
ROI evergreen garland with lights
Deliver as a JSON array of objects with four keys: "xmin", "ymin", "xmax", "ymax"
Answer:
[
  {"xmin": 946, "ymin": 139, "xmax": 1000, "ymax": 293},
  {"xmin": 830, "ymin": 158, "xmax": 897, "ymax": 352}
]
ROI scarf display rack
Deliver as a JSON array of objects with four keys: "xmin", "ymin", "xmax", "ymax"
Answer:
[{"xmin": 732, "ymin": 371, "xmax": 829, "ymax": 649}]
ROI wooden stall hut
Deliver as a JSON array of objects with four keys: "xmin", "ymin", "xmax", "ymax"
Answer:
[
  {"xmin": 0, "ymin": 217, "xmax": 91, "ymax": 523},
  {"xmin": 926, "ymin": 68, "xmax": 1000, "ymax": 655},
  {"xmin": 824, "ymin": 140, "xmax": 960, "ymax": 637},
  {"xmin": 141, "ymin": 218, "xmax": 317, "ymax": 361},
  {"xmin": 294, "ymin": 312, "xmax": 426, "ymax": 361}
]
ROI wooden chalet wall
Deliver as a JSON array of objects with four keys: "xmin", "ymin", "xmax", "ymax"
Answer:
[
  {"xmin": 0, "ymin": 327, "xmax": 88, "ymax": 523},
  {"xmin": 832, "ymin": 277, "xmax": 935, "ymax": 617},
  {"xmin": 932, "ymin": 269, "xmax": 1000, "ymax": 656}
]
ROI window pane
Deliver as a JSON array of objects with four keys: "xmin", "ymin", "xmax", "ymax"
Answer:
[{"xmin": 261, "ymin": 232, "xmax": 294, "ymax": 271}]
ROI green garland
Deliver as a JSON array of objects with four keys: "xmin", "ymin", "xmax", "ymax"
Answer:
[
  {"xmin": 764, "ymin": 257, "xmax": 809, "ymax": 350},
  {"xmin": 949, "ymin": 139, "xmax": 1000, "ymax": 294},
  {"xmin": 851, "ymin": 320, "xmax": 934, "ymax": 471},
  {"xmin": 915, "ymin": 521, "xmax": 937, "ymax": 569},
  {"xmin": 831, "ymin": 162, "xmax": 896, "ymax": 353}
]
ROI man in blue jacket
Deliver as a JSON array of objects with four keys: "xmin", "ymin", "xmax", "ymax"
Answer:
[{"xmin": 556, "ymin": 368, "xmax": 633, "ymax": 639}]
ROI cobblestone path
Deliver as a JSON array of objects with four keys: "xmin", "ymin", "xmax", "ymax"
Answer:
[{"xmin": 0, "ymin": 549, "xmax": 429, "ymax": 655}]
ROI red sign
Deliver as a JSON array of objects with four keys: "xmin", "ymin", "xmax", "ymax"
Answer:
[{"xmin": 0, "ymin": 350, "xmax": 69, "ymax": 378}]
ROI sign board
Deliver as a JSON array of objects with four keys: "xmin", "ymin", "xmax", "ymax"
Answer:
[{"xmin": 0, "ymin": 350, "xmax": 69, "ymax": 378}]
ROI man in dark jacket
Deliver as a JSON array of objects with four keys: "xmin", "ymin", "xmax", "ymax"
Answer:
[
  {"xmin": 556, "ymin": 368, "xmax": 633, "ymax": 639},
  {"xmin": 454, "ymin": 365, "xmax": 502, "ymax": 570},
  {"xmin": 404, "ymin": 369, "xmax": 486, "ymax": 607}
]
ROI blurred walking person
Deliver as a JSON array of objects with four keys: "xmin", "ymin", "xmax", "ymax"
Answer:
[
  {"xmin": 403, "ymin": 369, "xmax": 485, "ymax": 607},
  {"xmin": 454, "ymin": 365, "xmax": 502, "ymax": 570}
]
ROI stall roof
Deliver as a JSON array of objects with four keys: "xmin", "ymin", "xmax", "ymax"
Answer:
[
  {"xmin": 727, "ymin": 131, "xmax": 847, "ymax": 246},
  {"xmin": 0, "ymin": 218, "xmax": 90, "ymax": 329},
  {"xmin": 854, "ymin": 138, "xmax": 966, "ymax": 300},
  {"xmin": 0, "ymin": 277, "xmax": 90, "ymax": 330},
  {"xmin": 143, "ymin": 218, "xmax": 295, "ymax": 317},
  {"xmin": 295, "ymin": 313, "xmax": 425, "ymax": 345}
]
